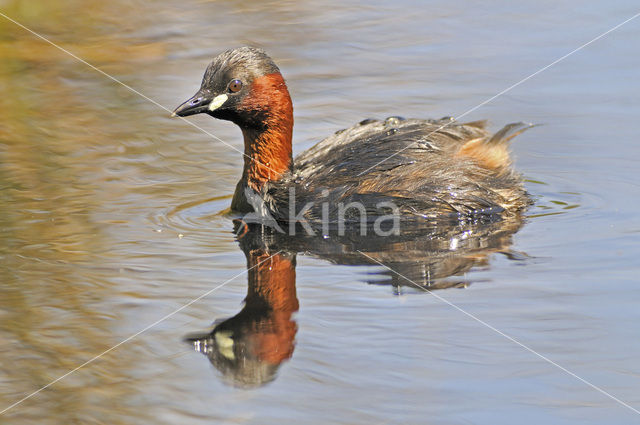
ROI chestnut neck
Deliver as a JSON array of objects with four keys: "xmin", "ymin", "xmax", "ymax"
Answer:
[
  {"xmin": 240, "ymin": 249, "xmax": 298, "ymax": 364},
  {"xmin": 240, "ymin": 73, "xmax": 294, "ymax": 193},
  {"xmin": 244, "ymin": 250, "xmax": 298, "ymax": 313}
]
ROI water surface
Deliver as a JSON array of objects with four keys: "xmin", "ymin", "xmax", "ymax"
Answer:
[{"xmin": 1, "ymin": 1, "xmax": 640, "ymax": 424}]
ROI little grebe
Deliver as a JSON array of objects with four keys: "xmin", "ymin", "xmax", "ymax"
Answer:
[{"xmin": 173, "ymin": 47, "xmax": 532, "ymax": 223}]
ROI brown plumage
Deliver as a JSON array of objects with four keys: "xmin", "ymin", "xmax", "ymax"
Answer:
[{"xmin": 173, "ymin": 47, "xmax": 533, "ymax": 225}]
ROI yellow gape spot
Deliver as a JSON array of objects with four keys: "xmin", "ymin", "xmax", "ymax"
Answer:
[
  {"xmin": 208, "ymin": 94, "xmax": 228, "ymax": 111},
  {"xmin": 215, "ymin": 330, "xmax": 235, "ymax": 360}
]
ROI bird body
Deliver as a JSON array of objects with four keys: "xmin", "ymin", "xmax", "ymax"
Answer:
[{"xmin": 173, "ymin": 47, "xmax": 532, "ymax": 227}]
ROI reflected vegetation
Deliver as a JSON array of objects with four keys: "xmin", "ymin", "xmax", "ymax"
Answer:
[{"xmin": 187, "ymin": 212, "xmax": 526, "ymax": 387}]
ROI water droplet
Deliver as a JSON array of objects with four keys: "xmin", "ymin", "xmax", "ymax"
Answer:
[{"xmin": 385, "ymin": 116, "xmax": 405, "ymax": 126}]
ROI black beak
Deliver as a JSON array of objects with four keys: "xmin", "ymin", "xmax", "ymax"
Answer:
[{"xmin": 171, "ymin": 92, "xmax": 211, "ymax": 117}]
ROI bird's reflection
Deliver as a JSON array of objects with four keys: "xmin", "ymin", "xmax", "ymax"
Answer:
[
  {"xmin": 186, "ymin": 228, "xmax": 298, "ymax": 388},
  {"xmin": 187, "ymin": 215, "xmax": 526, "ymax": 387}
]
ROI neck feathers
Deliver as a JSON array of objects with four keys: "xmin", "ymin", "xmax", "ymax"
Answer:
[
  {"xmin": 240, "ymin": 73, "xmax": 294, "ymax": 192},
  {"xmin": 243, "ymin": 250, "xmax": 297, "ymax": 364},
  {"xmin": 245, "ymin": 250, "xmax": 298, "ymax": 313}
]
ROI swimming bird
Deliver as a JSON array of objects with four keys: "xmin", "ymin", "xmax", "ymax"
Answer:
[{"xmin": 172, "ymin": 47, "xmax": 532, "ymax": 225}]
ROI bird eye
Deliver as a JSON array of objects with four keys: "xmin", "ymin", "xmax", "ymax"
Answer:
[{"xmin": 228, "ymin": 79, "xmax": 243, "ymax": 93}]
